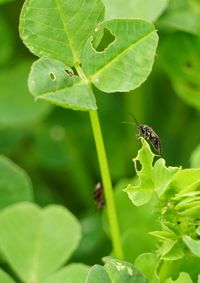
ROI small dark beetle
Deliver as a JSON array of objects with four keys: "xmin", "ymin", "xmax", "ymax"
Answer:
[
  {"xmin": 124, "ymin": 114, "xmax": 161, "ymax": 155},
  {"xmin": 93, "ymin": 182, "xmax": 105, "ymax": 209}
]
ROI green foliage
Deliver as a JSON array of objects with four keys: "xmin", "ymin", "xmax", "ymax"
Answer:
[
  {"xmin": 125, "ymin": 138, "xmax": 200, "ymax": 262},
  {"xmin": 190, "ymin": 144, "xmax": 200, "ymax": 168},
  {"xmin": 164, "ymin": 272, "xmax": 193, "ymax": 283},
  {"xmin": 0, "ymin": 155, "xmax": 33, "ymax": 209},
  {"xmin": 0, "ymin": 0, "xmax": 15, "ymax": 5},
  {"xmin": 82, "ymin": 19, "xmax": 158, "ymax": 93},
  {"xmin": 0, "ymin": 203, "xmax": 81, "ymax": 283},
  {"xmin": 44, "ymin": 263, "xmax": 90, "ymax": 283},
  {"xmin": 134, "ymin": 253, "xmax": 159, "ymax": 283},
  {"xmin": 19, "ymin": 0, "xmax": 158, "ymax": 110},
  {"xmin": 0, "ymin": 15, "xmax": 13, "ymax": 66},
  {"xmin": 102, "ymin": 0, "xmax": 169, "ymax": 22},
  {"xmin": 0, "ymin": 0, "xmax": 200, "ymax": 282},
  {"xmin": 159, "ymin": 32, "xmax": 200, "ymax": 110},
  {"xmin": 0, "ymin": 62, "xmax": 50, "ymax": 127},
  {"xmin": 19, "ymin": 0, "xmax": 105, "ymax": 67},
  {"xmin": 124, "ymin": 138, "xmax": 179, "ymax": 206},
  {"xmin": 112, "ymin": 179, "xmax": 159, "ymax": 262},
  {"xmin": 28, "ymin": 57, "xmax": 96, "ymax": 110},
  {"xmin": 85, "ymin": 257, "xmax": 149, "ymax": 283},
  {"xmin": 158, "ymin": 0, "xmax": 200, "ymax": 35},
  {"xmin": 0, "ymin": 269, "xmax": 15, "ymax": 283},
  {"xmin": 183, "ymin": 236, "xmax": 200, "ymax": 258}
]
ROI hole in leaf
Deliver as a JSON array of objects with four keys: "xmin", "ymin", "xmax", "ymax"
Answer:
[
  {"xmin": 94, "ymin": 28, "xmax": 115, "ymax": 52},
  {"xmin": 50, "ymin": 72, "xmax": 56, "ymax": 81},
  {"xmin": 135, "ymin": 160, "xmax": 142, "ymax": 172},
  {"xmin": 65, "ymin": 69, "xmax": 74, "ymax": 77},
  {"xmin": 72, "ymin": 66, "xmax": 78, "ymax": 76}
]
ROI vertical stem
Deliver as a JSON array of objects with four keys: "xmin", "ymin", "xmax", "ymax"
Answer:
[
  {"xmin": 89, "ymin": 110, "xmax": 124, "ymax": 260},
  {"xmin": 75, "ymin": 64, "xmax": 123, "ymax": 259}
]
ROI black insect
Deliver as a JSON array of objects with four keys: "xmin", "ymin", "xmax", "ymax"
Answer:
[
  {"xmin": 124, "ymin": 114, "xmax": 161, "ymax": 155},
  {"xmin": 93, "ymin": 182, "xmax": 105, "ymax": 209}
]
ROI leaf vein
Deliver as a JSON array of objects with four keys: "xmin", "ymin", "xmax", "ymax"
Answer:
[{"xmin": 90, "ymin": 30, "xmax": 156, "ymax": 79}]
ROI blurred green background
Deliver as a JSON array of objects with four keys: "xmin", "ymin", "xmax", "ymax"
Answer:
[{"xmin": 0, "ymin": 0, "xmax": 200, "ymax": 272}]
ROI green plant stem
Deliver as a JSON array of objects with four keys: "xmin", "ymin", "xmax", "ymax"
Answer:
[
  {"xmin": 75, "ymin": 64, "xmax": 124, "ymax": 259},
  {"xmin": 89, "ymin": 110, "xmax": 124, "ymax": 259}
]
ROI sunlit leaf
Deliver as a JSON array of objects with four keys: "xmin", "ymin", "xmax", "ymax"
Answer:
[
  {"xmin": 102, "ymin": 0, "xmax": 169, "ymax": 22},
  {"xmin": 28, "ymin": 57, "xmax": 97, "ymax": 110},
  {"xmin": 44, "ymin": 263, "xmax": 89, "ymax": 283},
  {"xmin": 85, "ymin": 258, "xmax": 149, "ymax": 283},
  {"xmin": 124, "ymin": 138, "xmax": 179, "ymax": 206},
  {"xmin": 82, "ymin": 19, "xmax": 158, "ymax": 93},
  {"xmin": 85, "ymin": 265, "xmax": 111, "ymax": 283},
  {"xmin": 170, "ymin": 169, "xmax": 200, "ymax": 197},
  {"xmin": 150, "ymin": 222, "xmax": 186, "ymax": 261},
  {"xmin": 19, "ymin": 0, "xmax": 105, "ymax": 67},
  {"xmin": 183, "ymin": 236, "xmax": 200, "ymax": 257},
  {"xmin": 0, "ymin": 155, "xmax": 33, "ymax": 209},
  {"xmin": 0, "ymin": 203, "xmax": 81, "ymax": 283},
  {"xmin": 164, "ymin": 272, "xmax": 193, "ymax": 283},
  {"xmin": 134, "ymin": 253, "xmax": 159, "ymax": 283}
]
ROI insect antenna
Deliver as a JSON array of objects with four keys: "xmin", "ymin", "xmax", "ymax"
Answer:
[
  {"xmin": 128, "ymin": 113, "xmax": 140, "ymax": 127},
  {"xmin": 121, "ymin": 121, "xmax": 135, "ymax": 127}
]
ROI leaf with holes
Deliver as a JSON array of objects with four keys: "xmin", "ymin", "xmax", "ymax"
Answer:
[
  {"xmin": 19, "ymin": 0, "xmax": 105, "ymax": 67},
  {"xmin": 28, "ymin": 57, "xmax": 97, "ymax": 110},
  {"xmin": 82, "ymin": 19, "xmax": 158, "ymax": 93},
  {"xmin": 0, "ymin": 203, "xmax": 81, "ymax": 283},
  {"xmin": 124, "ymin": 138, "xmax": 179, "ymax": 206}
]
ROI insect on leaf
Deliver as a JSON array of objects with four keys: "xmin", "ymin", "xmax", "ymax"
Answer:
[{"xmin": 124, "ymin": 138, "xmax": 179, "ymax": 206}]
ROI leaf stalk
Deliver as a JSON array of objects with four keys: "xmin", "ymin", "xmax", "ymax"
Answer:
[{"xmin": 75, "ymin": 64, "xmax": 124, "ymax": 259}]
